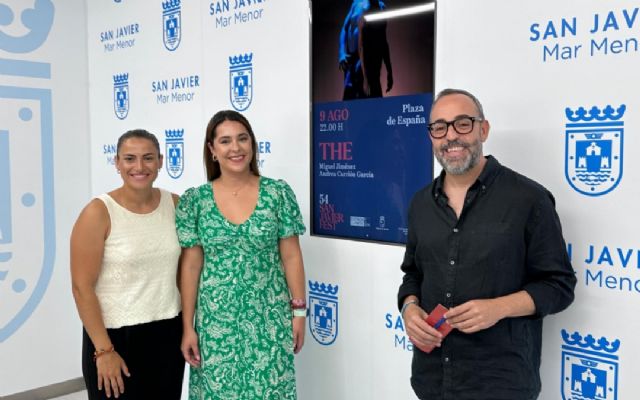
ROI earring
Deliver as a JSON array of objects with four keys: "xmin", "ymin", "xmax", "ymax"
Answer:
[
  {"xmin": 117, "ymin": 169, "xmax": 121, "ymax": 174},
  {"xmin": 212, "ymin": 154, "xmax": 218, "ymax": 162}
]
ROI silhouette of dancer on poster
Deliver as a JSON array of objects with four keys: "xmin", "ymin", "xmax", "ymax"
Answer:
[{"xmin": 339, "ymin": 0, "xmax": 393, "ymax": 100}]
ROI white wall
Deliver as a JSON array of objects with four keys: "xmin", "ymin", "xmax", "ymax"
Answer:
[
  {"xmin": 2, "ymin": 1, "xmax": 637, "ymax": 399},
  {"xmin": 0, "ymin": 0, "xmax": 89, "ymax": 395}
]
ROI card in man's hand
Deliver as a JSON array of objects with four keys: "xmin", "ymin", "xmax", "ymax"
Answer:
[{"xmin": 413, "ymin": 304, "xmax": 454, "ymax": 354}]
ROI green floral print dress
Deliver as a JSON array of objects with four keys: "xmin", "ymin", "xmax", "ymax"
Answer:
[{"xmin": 176, "ymin": 177, "xmax": 305, "ymax": 400}]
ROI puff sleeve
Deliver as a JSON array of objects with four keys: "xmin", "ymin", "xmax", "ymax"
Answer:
[
  {"xmin": 176, "ymin": 186, "xmax": 201, "ymax": 248},
  {"xmin": 275, "ymin": 180, "xmax": 306, "ymax": 239}
]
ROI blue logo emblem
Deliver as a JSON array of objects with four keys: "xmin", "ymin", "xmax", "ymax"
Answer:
[
  {"xmin": 229, "ymin": 53, "xmax": 253, "ymax": 111},
  {"xmin": 308, "ymin": 280, "xmax": 338, "ymax": 345},
  {"xmin": 165, "ymin": 129, "xmax": 184, "ymax": 179},
  {"xmin": 162, "ymin": 0, "xmax": 181, "ymax": 51},
  {"xmin": 0, "ymin": 0, "xmax": 56, "ymax": 342},
  {"xmin": 561, "ymin": 329, "xmax": 620, "ymax": 400},
  {"xmin": 565, "ymin": 105, "xmax": 625, "ymax": 196},
  {"xmin": 113, "ymin": 73, "xmax": 129, "ymax": 119}
]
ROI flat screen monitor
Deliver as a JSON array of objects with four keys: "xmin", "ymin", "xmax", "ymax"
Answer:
[{"xmin": 311, "ymin": 0, "xmax": 436, "ymax": 244}]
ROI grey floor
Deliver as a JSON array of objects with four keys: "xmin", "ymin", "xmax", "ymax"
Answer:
[
  {"xmin": 50, "ymin": 391, "xmax": 87, "ymax": 400},
  {"xmin": 11, "ymin": 368, "xmax": 189, "ymax": 400}
]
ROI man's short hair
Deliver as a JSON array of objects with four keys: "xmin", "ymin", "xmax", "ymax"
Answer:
[{"xmin": 432, "ymin": 88, "xmax": 485, "ymax": 119}]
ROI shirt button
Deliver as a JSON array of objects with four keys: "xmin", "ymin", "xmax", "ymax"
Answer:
[
  {"xmin": 453, "ymin": 228, "xmax": 459, "ymax": 233},
  {"xmin": 444, "ymin": 357, "xmax": 450, "ymax": 363},
  {"xmin": 446, "ymin": 293, "xmax": 451, "ymax": 298},
  {"xmin": 449, "ymin": 260, "xmax": 455, "ymax": 265}
]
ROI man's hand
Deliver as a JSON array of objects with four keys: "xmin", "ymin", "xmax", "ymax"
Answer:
[
  {"xmin": 403, "ymin": 303, "xmax": 443, "ymax": 350},
  {"xmin": 445, "ymin": 299, "xmax": 504, "ymax": 334}
]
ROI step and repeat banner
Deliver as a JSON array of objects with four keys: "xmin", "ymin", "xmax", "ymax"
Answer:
[
  {"xmin": 2, "ymin": 0, "xmax": 636, "ymax": 398},
  {"xmin": 87, "ymin": 0, "xmax": 310, "ymax": 199}
]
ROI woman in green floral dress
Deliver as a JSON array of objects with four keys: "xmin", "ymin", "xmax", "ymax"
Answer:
[{"xmin": 177, "ymin": 110, "xmax": 307, "ymax": 400}]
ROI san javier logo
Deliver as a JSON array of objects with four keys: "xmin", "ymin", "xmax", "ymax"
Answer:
[
  {"xmin": 561, "ymin": 329, "xmax": 620, "ymax": 400},
  {"xmin": 152, "ymin": 74, "xmax": 199, "ymax": 105},
  {"xmin": 165, "ymin": 129, "xmax": 184, "ymax": 179},
  {"xmin": 565, "ymin": 104, "xmax": 624, "ymax": 196},
  {"xmin": 102, "ymin": 143, "xmax": 117, "ymax": 165},
  {"xmin": 566, "ymin": 242, "xmax": 640, "ymax": 295},
  {"xmin": 0, "ymin": 0, "xmax": 56, "ymax": 342},
  {"xmin": 113, "ymin": 73, "xmax": 130, "ymax": 119},
  {"xmin": 529, "ymin": 8, "xmax": 640, "ymax": 63},
  {"xmin": 209, "ymin": 0, "xmax": 266, "ymax": 29},
  {"xmin": 99, "ymin": 22, "xmax": 139, "ymax": 53},
  {"xmin": 308, "ymin": 280, "xmax": 338, "ymax": 345},
  {"xmin": 162, "ymin": 0, "xmax": 181, "ymax": 51},
  {"xmin": 229, "ymin": 53, "xmax": 253, "ymax": 111},
  {"xmin": 256, "ymin": 140, "xmax": 270, "ymax": 169}
]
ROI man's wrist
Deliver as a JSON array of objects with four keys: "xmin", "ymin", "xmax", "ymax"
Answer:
[{"xmin": 401, "ymin": 299, "xmax": 419, "ymax": 318}]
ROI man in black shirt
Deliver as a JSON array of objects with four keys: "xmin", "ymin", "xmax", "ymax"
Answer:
[{"xmin": 397, "ymin": 88, "xmax": 576, "ymax": 400}]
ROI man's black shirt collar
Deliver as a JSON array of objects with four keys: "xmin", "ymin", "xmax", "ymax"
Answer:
[{"xmin": 432, "ymin": 155, "xmax": 501, "ymax": 201}]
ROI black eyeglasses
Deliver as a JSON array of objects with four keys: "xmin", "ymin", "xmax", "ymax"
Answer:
[{"xmin": 427, "ymin": 116, "xmax": 483, "ymax": 139}]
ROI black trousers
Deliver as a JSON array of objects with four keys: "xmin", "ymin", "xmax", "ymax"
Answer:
[{"xmin": 82, "ymin": 315, "xmax": 184, "ymax": 400}]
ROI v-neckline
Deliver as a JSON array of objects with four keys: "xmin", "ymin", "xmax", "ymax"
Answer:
[{"xmin": 210, "ymin": 177, "xmax": 262, "ymax": 227}]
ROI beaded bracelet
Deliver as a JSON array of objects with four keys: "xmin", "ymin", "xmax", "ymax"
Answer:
[
  {"xmin": 290, "ymin": 298, "xmax": 306, "ymax": 309},
  {"xmin": 93, "ymin": 346, "xmax": 115, "ymax": 362}
]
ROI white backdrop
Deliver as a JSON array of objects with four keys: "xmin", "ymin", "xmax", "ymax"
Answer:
[
  {"xmin": 0, "ymin": 0, "xmax": 89, "ymax": 395},
  {"xmin": 2, "ymin": 0, "xmax": 638, "ymax": 399}
]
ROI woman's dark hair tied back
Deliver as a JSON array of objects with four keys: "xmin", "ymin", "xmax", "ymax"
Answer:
[{"xmin": 116, "ymin": 129, "xmax": 161, "ymax": 156}]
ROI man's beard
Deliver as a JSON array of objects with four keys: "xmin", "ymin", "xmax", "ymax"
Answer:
[{"xmin": 435, "ymin": 139, "xmax": 482, "ymax": 175}]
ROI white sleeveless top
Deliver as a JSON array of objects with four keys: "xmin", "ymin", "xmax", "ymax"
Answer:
[{"xmin": 95, "ymin": 189, "xmax": 181, "ymax": 328}]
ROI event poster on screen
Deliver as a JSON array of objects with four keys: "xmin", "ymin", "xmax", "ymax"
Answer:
[{"xmin": 312, "ymin": 0, "xmax": 435, "ymax": 244}]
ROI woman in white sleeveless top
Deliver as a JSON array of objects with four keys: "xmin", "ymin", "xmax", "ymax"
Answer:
[{"xmin": 71, "ymin": 130, "xmax": 184, "ymax": 399}]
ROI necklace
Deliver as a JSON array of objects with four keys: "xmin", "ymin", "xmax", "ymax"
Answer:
[{"xmin": 220, "ymin": 179, "xmax": 250, "ymax": 197}]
